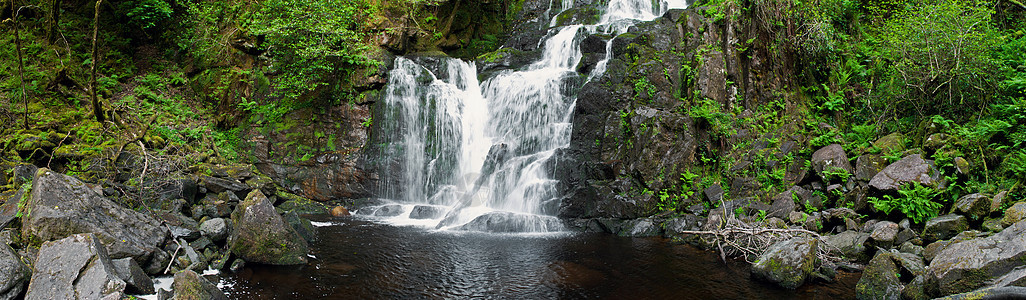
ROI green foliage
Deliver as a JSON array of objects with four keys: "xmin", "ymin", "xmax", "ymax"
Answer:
[
  {"xmin": 868, "ymin": 183, "xmax": 943, "ymax": 224},
  {"xmin": 117, "ymin": 0, "xmax": 175, "ymax": 30},
  {"xmin": 822, "ymin": 167, "xmax": 851, "ymax": 182},
  {"xmin": 246, "ymin": 0, "xmax": 378, "ymax": 100}
]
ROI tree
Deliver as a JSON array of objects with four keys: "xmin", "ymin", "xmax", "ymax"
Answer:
[{"xmin": 90, "ymin": 0, "xmax": 104, "ymax": 123}]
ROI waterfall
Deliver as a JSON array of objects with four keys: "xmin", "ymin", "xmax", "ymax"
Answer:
[{"xmin": 368, "ymin": 0, "xmax": 689, "ymax": 232}]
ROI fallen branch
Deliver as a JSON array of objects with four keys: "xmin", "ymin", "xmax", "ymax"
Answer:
[{"xmin": 675, "ymin": 216, "xmax": 841, "ymax": 264}]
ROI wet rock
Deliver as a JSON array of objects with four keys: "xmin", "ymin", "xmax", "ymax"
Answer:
[
  {"xmin": 409, "ymin": 205, "xmax": 446, "ymax": 219},
  {"xmin": 662, "ymin": 214, "xmax": 701, "ymax": 242},
  {"xmin": 0, "ymin": 243, "xmax": 29, "ymax": 300},
  {"xmin": 200, "ymin": 176, "xmax": 250, "ymax": 198},
  {"xmin": 0, "ymin": 187, "xmax": 24, "ymax": 230},
  {"xmin": 372, "ymin": 204, "xmax": 404, "ymax": 217},
  {"xmin": 25, "ymin": 233, "xmax": 127, "ymax": 300},
  {"xmin": 169, "ymin": 225, "xmax": 200, "ymax": 241},
  {"xmin": 751, "ymin": 237, "xmax": 819, "ymax": 289},
  {"xmin": 951, "ymin": 193, "xmax": 990, "ymax": 219},
  {"xmin": 902, "ymin": 275, "xmax": 929, "ymax": 300},
  {"xmin": 199, "ymin": 218, "xmax": 228, "ymax": 242},
  {"xmin": 21, "ymin": 169, "xmax": 167, "ymax": 263},
  {"xmin": 982, "ymin": 218, "xmax": 1004, "ymax": 232},
  {"xmin": 704, "ymin": 184, "xmax": 723, "ymax": 203},
  {"xmin": 822, "ymin": 230, "xmax": 870, "ymax": 261},
  {"xmin": 283, "ymin": 211, "xmax": 317, "ymax": 243},
  {"xmin": 768, "ymin": 189, "xmax": 796, "ymax": 219},
  {"xmin": 331, "ymin": 206, "xmax": 350, "ymax": 217},
  {"xmin": 277, "ymin": 193, "xmax": 328, "ymax": 215},
  {"xmin": 900, "ymin": 242, "xmax": 925, "ymax": 257},
  {"xmin": 228, "ymin": 190, "xmax": 308, "ymax": 265},
  {"xmin": 158, "ymin": 178, "xmax": 198, "ymax": 205},
  {"xmin": 922, "ymin": 214, "xmax": 968, "ymax": 243},
  {"xmin": 854, "ymin": 154, "xmax": 887, "ymax": 182},
  {"xmin": 990, "ymin": 267, "xmax": 1026, "ymax": 288},
  {"xmin": 1002, "ymin": 202, "xmax": 1026, "ymax": 227},
  {"xmin": 171, "ymin": 270, "xmax": 228, "ymax": 300},
  {"xmin": 856, "ymin": 252, "xmax": 904, "ymax": 300},
  {"xmin": 811, "ymin": 144, "xmax": 853, "ymax": 182},
  {"xmin": 926, "ymin": 220, "xmax": 1026, "ymax": 295},
  {"xmin": 455, "ymin": 212, "xmax": 564, "ymax": 233},
  {"xmin": 618, "ymin": 218, "xmax": 663, "ymax": 237},
  {"xmin": 112, "ymin": 257, "xmax": 154, "ymax": 295},
  {"xmin": 12, "ymin": 164, "xmax": 38, "ymax": 186},
  {"xmin": 869, "ymin": 154, "xmax": 939, "ymax": 192}
]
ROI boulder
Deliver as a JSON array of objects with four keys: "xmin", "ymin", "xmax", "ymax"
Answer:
[
  {"xmin": 199, "ymin": 176, "xmax": 250, "ymax": 198},
  {"xmin": 922, "ymin": 214, "xmax": 968, "ymax": 243},
  {"xmin": 618, "ymin": 218, "xmax": 663, "ymax": 237},
  {"xmin": 811, "ymin": 144, "xmax": 853, "ymax": 181},
  {"xmin": 951, "ymin": 193, "xmax": 990, "ymax": 219},
  {"xmin": 409, "ymin": 205, "xmax": 446, "ymax": 219},
  {"xmin": 990, "ymin": 266, "xmax": 1026, "ymax": 288},
  {"xmin": 25, "ymin": 233, "xmax": 127, "ymax": 300},
  {"xmin": 21, "ymin": 169, "xmax": 167, "ymax": 263},
  {"xmin": 856, "ymin": 252, "xmax": 904, "ymax": 300},
  {"xmin": 199, "ymin": 218, "xmax": 229, "ymax": 242},
  {"xmin": 171, "ymin": 270, "xmax": 228, "ymax": 300},
  {"xmin": 276, "ymin": 193, "xmax": 328, "ymax": 215},
  {"xmin": 767, "ymin": 189, "xmax": 796, "ymax": 219},
  {"xmin": 872, "ymin": 133, "xmax": 906, "ymax": 154},
  {"xmin": 854, "ymin": 155, "xmax": 887, "ymax": 182},
  {"xmin": 935, "ymin": 287, "xmax": 1026, "ymax": 300},
  {"xmin": 1002, "ymin": 202, "xmax": 1026, "ymax": 227},
  {"xmin": 662, "ymin": 214, "xmax": 701, "ymax": 242},
  {"xmin": 112, "ymin": 257, "xmax": 154, "ymax": 295},
  {"xmin": 229, "ymin": 190, "xmax": 308, "ymax": 265},
  {"xmin": 283, "ymin": 211, "xmax": 317, "ymax": 242},
  {"xmin": 926, "ymin": 220, "xmax": 1026, "ymax": 296},
  {"xmin": 330, "ymin": 206, "xmax": 350, "ymax": 217},
  {"xmin": 371, "ymin": 204, "xmax": 404, "ymax": 217},
  {"xmin": 0, "ymin": 243, "xmax": 29, "ymax": 300},
  {"xmin": 871, "ymin": 221, "xmax": 899, "ymax": 247},
  {"xmin": 751, "ymin": 237, "xmax": 819, "ymax": 289},
  {"xmin": 869, "ymin": 154, "xmax": 939, "ymax": 192},
  {"xmin": 822, "ymin": 230, "xmax": 870, "ymax": 261}
]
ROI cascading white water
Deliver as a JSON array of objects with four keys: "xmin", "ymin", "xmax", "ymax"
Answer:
[{"xmin": 368, "ymin": 0, "xmax": 688, "ymax": 232}]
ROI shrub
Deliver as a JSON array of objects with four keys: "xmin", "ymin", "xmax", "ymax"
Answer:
[{"xmin": 868, "ymin": 182, "xmax": 943, "ymax": 224}]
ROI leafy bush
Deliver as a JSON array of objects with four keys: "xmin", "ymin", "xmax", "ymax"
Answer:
[{"xmin": 868, "ymin": 183, "xmax": 943, "ymax": 223}]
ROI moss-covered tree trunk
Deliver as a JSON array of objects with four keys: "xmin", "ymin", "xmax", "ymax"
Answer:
[
  {"xmin": 13, "ymin": 0, "xmax": 27, "ymax": 129},
  {"xmin": 90, "ymin": 0, "xmax": 104, "ymax": 123}
]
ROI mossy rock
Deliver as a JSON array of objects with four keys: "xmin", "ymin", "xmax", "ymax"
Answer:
[{"xmin": 276, "ymin": 191, "xmax": 328, "ymax": 215}]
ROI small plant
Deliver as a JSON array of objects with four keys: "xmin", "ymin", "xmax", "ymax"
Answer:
[
  {"xmin": 822, "ymin": 167, "xmax": 851, "ymax": 182},
  {"xmin": 868, "ymin": 182, "xmax": 942, "ymax": 224}
]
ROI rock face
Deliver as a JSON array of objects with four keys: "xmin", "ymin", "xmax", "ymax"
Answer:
[
  {"xmin": 25, "ymin": 233, "xmax": 127, "ymax": 300},
  {"xmin": 228, "ymin": 190, "xmax": 309, "ymax": 265},
  {"xmin": 172, "ymin": 270, "xmax": 228, "ymax": 300},
  {"xmin": 751, "ymin": 237, "xmax": 819, "ymax": 289},
  {"xmin": 21, "ymin": 169, "xmax": 167, "ymax": 264},
  {"xmin": 869, "ymin": 154, "xmax": 939, "ymax": 191},
  {"xmin": 926, "ymin": 220, "xmax": 1026, "ymax": 296},
  {"xmin": 811, "ymin": 144, "xmax": 853, "ymax": 181},
  {"xmin": 0, "ymin": 243, "xmax": 29, "ymax": 300}
]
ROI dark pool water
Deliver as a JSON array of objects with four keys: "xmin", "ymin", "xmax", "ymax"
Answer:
[{"xmin": 217, "ymin": 215, "xmax": 858, "ymax": 299}]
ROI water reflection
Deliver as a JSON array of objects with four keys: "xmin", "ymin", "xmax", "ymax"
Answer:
[{"xmin": 218, "ymin": 215, "xmax": 857, "ymax": 299}]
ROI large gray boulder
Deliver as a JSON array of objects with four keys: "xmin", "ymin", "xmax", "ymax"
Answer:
[
  {"xmin": 926, "ymin": 220, "xmax": 1026, "ymax": 296},
  {"xmin": 199, "ymin": 218, "xmax": 229, "ymax": 242},
  {"xmin": 25, "ymin": 233, "xmax": 127, "ymax": 300},
  {"xmin": 21, "ymin": 169, "xmax": 167, "ymax": 263},
  {"xmin": 951, "ymin": 193, "xmax": 990, "ymax": 220},
  {"xmin": 869, "ymin": 154, "xmax": 939, "ymax": 192},
  {"xmin": 856, "ymin": 252, "xmax": 903, "ymax": 300},
  {"xmin": 751, "ymin": 237, "xmax": 819, "ymax": 289},
  {"xmin": 822, "ymin": 230, "xmax": 870, "ymax": 261},
  {"xmin": 172, "ymin": 270, "xmax": 228, "ymax": 300},
  {"xmin": 228, "ymin": 190, "xmax": 308, "ymax": 265},
  {"xmin": 0, "ymin": 243, "xmax": 29, "ymax": 300},
  {"xmin": 855, "ymin": 154, "xmax": 888, "ymax": 182},
  {"xmin": 811, "ymin": 144, "xmax": 853, "ymax": 182}
]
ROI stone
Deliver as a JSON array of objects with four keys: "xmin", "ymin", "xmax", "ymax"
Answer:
[
  {"xmin": 951, "ymin": 193, "xmax": 991, "ymax": 219},
  {"xmin": 902, "ymin": 275, "xmax": 929, "ymax": 300},
  {"xmin": 869, "ymin": 154, "xmax": 939, "ymax": 192},
  {"xmin": 811, "ymin": 144, "xmax": 853, "ymax": 182},
  {"xmin": 283, "ymin": 211, "xmax": 317, "ymax": 242},
  {"xmin": 855, "ymin": 154, "xmax": 888, "ymax": 182},
  {"xmin": 935, "ymin": 287, "xmax": 1026, "ymax": 300},
  {"xmin": 922, "ymin": 214, "xmax": 968, "ymax": 243},
  {"xmin": 0, "ymin": 188, "xmax": 23, "ymax": 230},
  {"xmin": 171, "ymin": 270, "xmax": 228, "ymax": 300},
  {"xmin": 751, "ymin": 237, "xmax": 819, "ymax": 289},
  {"xmin": 704, "ymin": 184, "xmax": 723, "ymax": 203},
  {"xmin": 990, "ymin": 191, "xmax": 1008, "ymax": 213},
  {"xmin": 157, "ymin": 178, "xmax": 198, "ymax": 205},
  {"xmin": 982, "ymin": 218, "xmax": 1004, "ymax": 232},
  {"xmin": 872, "ymin": 132, "xmax": 907, "ymax": 154},
  {"xmin": 0, "ymin": 243, "xmax": 29, "ymax": 300},
  {"xmin": 900, "ymin": 242, "xmax": 925, "ymax": 257},
  {"xmin": 276, "ymin": 193, "xmax": 328, "ymax": 215},
  {"xmin": 856, "ymin": 252, "xmax": 904, "ymax": 300},
  {"xmin": 21, "ymin": 169, "xmax": 167, "ymax": 263},
  {"xmin": 199, "ymin": 218, "xmax": 229, "ymax": 242},
  {"xmin": 923, "ymin": 133, "xmax": 948, "ymax": 153},
  {"xmin": 372, "ymin": 204, "xmax": 404, "ymax": 217},
  {"xmin": 409, "ymin": 205, "xmax": 446, "ymax": 219},
  {"xmin": 25, "ymin": 233, "xmax": 127, "ymax": 300},
  {"xmin": 12, "ymin": 164, "xmax": 38, "ymax": 186},
  {"xmin": 953, "ymin": 157, "xmax": 970, "ymax": 175},
  {"xmin": 111, "ymin": 258, "xmax": 154, "ymax": 295},
  {"xmin": 1002, "ymin": 202, "xmax": 1026, "ymax": 227},
  {"xmin": 618, "ymin": 218, "xmax": 663, "ymax": 237},
  {"xmin": 331, "ymin": 206, "xmax": 350, "ymax": 217},
  {"xmin": 199, "ymin": 176, "xmax": 250, "ymax": 198},
  {"xmin": 454, "ymin": 212, "xmax": 564, "ymax": 233},
  {"xmin": 662, "ymin": 214, "xmax": 701, "ymax": 242},
  {"xmin": 871, "ymin": 221, "xmax": 899, "ymax": 247},
  {"xmin": 926, "ymin": 220, "xmax": 1026, "ymax": 295},
  {"xmin": 768, "ymin": 189, "xmax": 796, "ymax": 219},
  {"xmin": 228, "ymin": 190, "xmax": 308, "ymax": 265},
  {"xmin": 990, "ymin": 266, "xmax": 1026, "ymax": 288},
  {"xmin": 822, "ymin": 230, "xmax": 870, "ymax": 261}
]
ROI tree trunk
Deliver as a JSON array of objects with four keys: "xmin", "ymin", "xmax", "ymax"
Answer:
[
  {"xmin": 46, "ymin": 0, "xmax": 61, "ymax": 43},
  {"xmin": 90, "ymin": 0, "xmax": 104, "ymax": 123},
  {"xmin": 13, "ymin": 1, "xmax": 27, "ymax": 129}
]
